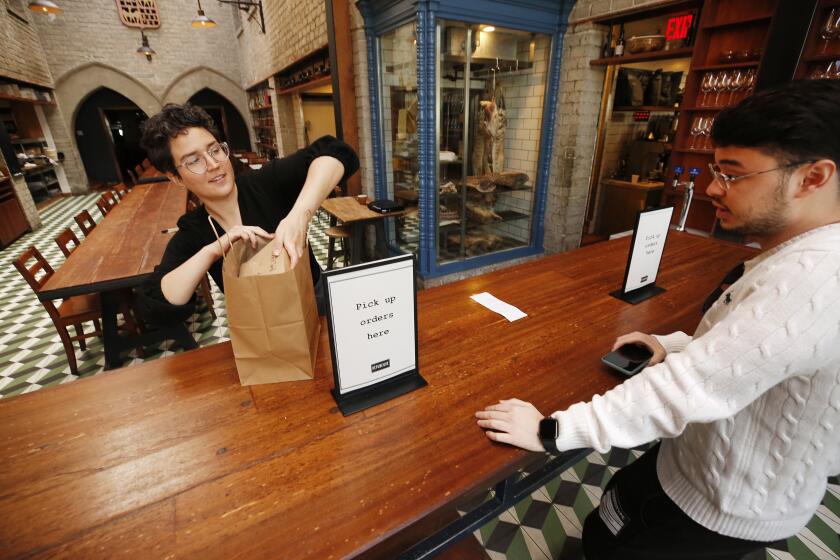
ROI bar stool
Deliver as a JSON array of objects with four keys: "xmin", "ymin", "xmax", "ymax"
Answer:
[{"xmin": 326, "ymin": 225, "xmax": 351, "ymax": 269}]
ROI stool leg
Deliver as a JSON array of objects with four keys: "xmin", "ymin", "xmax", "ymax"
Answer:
[{"xmin": 327, "ymin": 236, "xmax": 336, "ymax": 270}]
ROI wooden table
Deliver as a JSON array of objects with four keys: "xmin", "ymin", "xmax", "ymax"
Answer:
[
  {"xmin": 0, "ymin": 233, "xmax": 757, "ymax": 559},
  {"xmin": 39, "ymin": 182, "xmax": 191, "ymax": 369},
  {"xmin": 321, "ymin": 196, "xmax": 408, "ymax": 265}
]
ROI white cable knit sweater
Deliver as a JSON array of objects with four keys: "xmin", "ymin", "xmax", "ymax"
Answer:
[{"xmin": 552, "ymin": 223, "xmax": 840, "ymax": 541}]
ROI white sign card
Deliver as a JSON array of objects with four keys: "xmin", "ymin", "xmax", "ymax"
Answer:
[
  {"xmin": 323, "ymin": 254, "xmax": 426, "ymax": 415},
  {"xmin": 611, "ymin": 206, "xmax": 674, "ymax": 304}
]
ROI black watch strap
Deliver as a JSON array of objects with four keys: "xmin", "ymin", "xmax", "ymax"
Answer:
[{"xmin": 539, "ymin": 417, "xmax": 559, "ymax": 453}]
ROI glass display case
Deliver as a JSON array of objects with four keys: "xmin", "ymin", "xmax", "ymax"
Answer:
[
  {"xmin": 435, "ymin": 22, "xmax": 551, "ymax": 263},
  {"xmin": 359, "ymin": 0, "xmax": 572, "ymax": 278}
]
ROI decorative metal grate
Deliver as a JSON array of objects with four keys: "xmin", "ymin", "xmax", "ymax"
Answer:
[{"xmin": 115, "ymin": 0, "xmax": 160, "ymax": 29}]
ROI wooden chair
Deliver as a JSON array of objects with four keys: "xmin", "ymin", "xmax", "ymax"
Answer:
[
  {"xmin": 54, "ymin": 228, "xmax": 81, "ymax": 258},
  {"xmin": 142, "ymin": 158, "xmax": 151, "ymax": 169},
  {"xmin": 103, "ymin": 191, "xmax": 118, "ymax": 207},
  {"xmin": 114, "ymin": 184, "xmax": 128, "ymax": 200},
  {"xmin": 96, "ymin": 192, "xmax": 117, "ymax": 217},
  {"xmin": 74, "ymin": 210, "xmax": 97, "ymax": 236},
  {"xmin": 134, "ymin": 164, "xmax": 144, "ymax": 176},
  {"xmin": 14, "ymin": 247, "xmax": 103, "ymax": 376},
  {"xmin": 326, "ymin": 225, "xmax": 351, "ymax": 269},
  {"xmin": 14, "ymin": 247, "xmax": 145, "ymax": 376},
  {"xmin": 124, "ymin": 168, "xmax": 138, "ymax": 186}
]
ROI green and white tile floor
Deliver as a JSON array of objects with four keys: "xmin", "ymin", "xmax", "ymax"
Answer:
[{"xmin": 0, "ymin": 195, "xmax": 837, "ymax": 559}]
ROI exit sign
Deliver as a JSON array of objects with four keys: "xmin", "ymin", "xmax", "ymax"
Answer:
[{"xmin": 666, "ymin": 13, "xmax": 694, "ymax": 41}]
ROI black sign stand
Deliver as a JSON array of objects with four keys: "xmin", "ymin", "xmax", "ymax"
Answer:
[
  {"xmin": 610, "ymin": 206, "xmax": 674, "ymax": 305},
  {"xmin": 323, "ymin": 254, "xmax": 426, "ymax": 416}
]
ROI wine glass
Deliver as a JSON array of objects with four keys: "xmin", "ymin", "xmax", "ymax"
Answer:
[
  {"xmin": 743, "ymin": 68, "xmax": 756, "ymax": 96},
  {"xmin": 727, "ymin": 69, "xmax": 744, "ymax": 106},
  {"xmin": 820, "ymin": 9, "xmax": 840, "ymax": 54},
  {"xmin": 714, "ymin": 71, "xmax": 731, "ymax": 107},
  {"xmin": 689, "ymin": 116, "xmax": 702, "ymax": 149},
  {"xmin": 701, "ymin": 116, "xmax": 715, "ymax": 151},
  {"xmin": 700, "ymin": 72, "xmax": 714, "ymax": 107}
]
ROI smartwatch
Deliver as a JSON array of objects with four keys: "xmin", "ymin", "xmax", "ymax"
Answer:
[{"xmin": 539, "ymin": 417, "xmax": 559, "ymax": 453}]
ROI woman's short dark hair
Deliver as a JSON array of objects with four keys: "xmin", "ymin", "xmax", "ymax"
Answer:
[
  {"xmin": 711, "ymin": 80, "xmax": 840, "ymax": 167},
  {"xmin": 140, "ymin": 103, "xmax": 219, "ymax": 175}
]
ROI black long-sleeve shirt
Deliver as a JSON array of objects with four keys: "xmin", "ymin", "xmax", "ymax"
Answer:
[{"xmin": 138, "ymin": 135, "xmax": 359, "ymax": 325}]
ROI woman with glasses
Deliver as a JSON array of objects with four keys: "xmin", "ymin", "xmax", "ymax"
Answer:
[{"xmin": 138, "ymin": 103, "xmax": 358, "ymax": 326}]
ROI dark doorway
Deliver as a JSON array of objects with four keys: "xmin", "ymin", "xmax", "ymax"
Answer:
[
  {"xmin": 187, "ymin": 89, "xmax": 251, "ymax": 151},
  {"xmin": 74, "ymin": 88, "xmax": 147, "ymax": 185}
]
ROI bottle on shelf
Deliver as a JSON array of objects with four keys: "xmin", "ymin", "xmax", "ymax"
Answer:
[
  {"xmin": 602, "ymin": 25, "xmax": 614, "ymax": 58},
  {"xmin": 615, "ymin": 24, "xmax": 626, "ymax": 57}
]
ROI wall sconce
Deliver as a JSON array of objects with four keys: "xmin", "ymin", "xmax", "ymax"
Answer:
[
  {"xmin": 28, "ymin": 0, "xmax": 61, "ymax": 14},
  {"xmin": 217, "ymin": 0, "xmax": 265, "ymax": 33},
  {"xmin": 191, "ymin": 0, "xmax": 216, "ymax": 27},
  {"xmin": 136, "ymin": 30, "xmax": 156, "ymax": 62}
]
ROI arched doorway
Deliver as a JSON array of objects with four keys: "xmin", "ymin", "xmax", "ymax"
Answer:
[
  {"xmin": 74, "ymin": 88, "xmax": 147, "ymax": 185},
  {"xmin": 187, "ymin": 89, "xmax": 252, "ymax": 152}
]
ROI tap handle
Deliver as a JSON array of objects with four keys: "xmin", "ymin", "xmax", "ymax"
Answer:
[
  {"xmin": 673, "ymin": 165, "xmax": 685, "ymax": 178},
  {"xmin": 688, "ymin": 166, "xmax": 701, "ymax": 179}
]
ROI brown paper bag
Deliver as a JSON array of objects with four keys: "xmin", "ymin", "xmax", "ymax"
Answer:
[{"xmin": 222, "ymin": 238, "xmax": 320, "ymax": 385}]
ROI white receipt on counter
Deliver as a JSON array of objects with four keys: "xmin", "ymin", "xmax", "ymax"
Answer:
[{"xmin": 470, "ymin": 292, "xmax": 527, "ymax": 322}]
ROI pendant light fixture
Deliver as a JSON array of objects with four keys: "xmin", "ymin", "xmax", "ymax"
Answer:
[
  {"xmin": 191, "ymin": 0, "xmax": 216, "ymax": 28},
  {"xmin": 136, "ymin": 30, "xmax": 156, "ymax": 62},
  {"xmin": 28, "ymin": 0, "xmax": 61, "ymax": 14}
]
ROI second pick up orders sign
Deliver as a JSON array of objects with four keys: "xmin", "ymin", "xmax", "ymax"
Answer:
[
  {"xmin": 323, "ymin": 254, "xmax": 426, "ymax": 415},
  {"xmin": 611, "ymin": 206, "xmax": 674, "ymax": 304}
]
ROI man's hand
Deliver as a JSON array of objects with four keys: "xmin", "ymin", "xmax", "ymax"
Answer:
[
  {"xmin": 475, "ymin": 398, "xmax": 546, "ymax": 452},
  {"xmin": 207, "ymin": 225, "xmax": 274, "ymax": 258},
  {"xmin": 274, "ymin": 209, "xmax": 312, "ymax": 267},
  {"xmin": 611, "ymin": 331, "xmax": 667, "ymax": 365}
]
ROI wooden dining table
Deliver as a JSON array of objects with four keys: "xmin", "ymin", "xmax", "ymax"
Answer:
[
  {"xmin": 0, "ymin": 232, "xmax": 757, "ymax": 559},
  {"xmin": 321, "ymin": 196, "xmax": 409, "ymax": 265},
  {"xmin": 38, "ymin": 181, "xmax": 192, "ymax": 369}
]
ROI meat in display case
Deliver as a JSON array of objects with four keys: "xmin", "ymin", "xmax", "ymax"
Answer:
[{"xmin": 435, "ymin": 21, "xmax": 551, "ymax": 264}]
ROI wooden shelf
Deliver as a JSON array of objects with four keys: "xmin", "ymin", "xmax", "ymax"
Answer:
[
  {"xmin": 613, "ymin": 105, "xmax": 679, "ymax": 112},
  {"xmin": 250, "ymin": 105, "xmax": 273, "ymax": 112},
  {"xmin": 590, "ymin": 47, "xmax": 694, "ymax": 66},
  {"xmin": 0, "ymin": 93, "xmax": 55, "ymax": 105},
  {"xmin": 275, "ymin": 75, "xmax": 331, "ymax": 96},
  {"xmin": 802, "ymin": 52, "xmax": 840, "ymax": 63},
  {"xmin": 681, "ymin": 105, "xmax": 730, "ymax": 111},
  {"xmin": 692, "ymin": 60, "xmax": 760, "ymax": 71},
  {"xmin": 256, "ymin": 142, "xmax": 276, "ymax": 150},
  {"xmin": 701, "ymin": 13, "xmax": 773, "ymax": 30},
  {"xmin": 673, "ymin": 148, "xmax": 714, "ymax": 154}
]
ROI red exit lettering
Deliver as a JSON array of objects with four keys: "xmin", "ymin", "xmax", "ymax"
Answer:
[{"xmin": 666, "ymin": 14, "xmax": 693, "ymax": 41}]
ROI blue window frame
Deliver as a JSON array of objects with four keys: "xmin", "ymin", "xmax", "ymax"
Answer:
[{"xmin": 356, "ymin": 0, "xmax": 574, "ymax": 278}]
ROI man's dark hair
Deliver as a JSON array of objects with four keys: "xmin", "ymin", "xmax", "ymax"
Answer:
[
  {"xmin": 711, "ymin": 80, "xmax": 840, "ymax": 168},
  {"xmin": 140, "ymin": 103, "xmax": 219, "ymax": 175}
]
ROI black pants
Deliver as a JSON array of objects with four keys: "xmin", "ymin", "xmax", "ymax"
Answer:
[{"xmin": 582, "ymin": 444, "xmax": 774, "ymax": 560}]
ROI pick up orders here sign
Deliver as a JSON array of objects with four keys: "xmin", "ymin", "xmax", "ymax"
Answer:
[{"xmin": 323, "ymin": 255, "xmax": 419, "ymax": 396}]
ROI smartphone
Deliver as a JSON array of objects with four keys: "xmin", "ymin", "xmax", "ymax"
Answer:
[{"xmin": 601, "ymin": 344, "xmax": 653, "ymax": 377}]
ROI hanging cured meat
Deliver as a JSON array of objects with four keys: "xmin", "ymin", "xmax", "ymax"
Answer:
[{"xmin": 471, "ymin": 81, "xmax": 507, "ymax": 176}]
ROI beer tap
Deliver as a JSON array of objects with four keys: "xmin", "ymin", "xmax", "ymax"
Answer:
[{"xmin": 671, "ymin": 166, "xmax": 701, "ymax": 232}]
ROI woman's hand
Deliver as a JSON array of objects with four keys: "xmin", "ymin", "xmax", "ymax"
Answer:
[
  {"xmin": 611, "ymin": 331, "xmax": 667, "ymax": 366},
  {"xmin": 207, "ymin": 225, "xmax": 274, "ymax": 258},
  {"xmin": 274, "ymin": 209, "xmax": 312, "ymax": 267},
  {"xmin": 475, "ymin": 398, "xmax": 546, "ymax": 452}
]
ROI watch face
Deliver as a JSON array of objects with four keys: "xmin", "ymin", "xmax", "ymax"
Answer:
[{"xmin": 539, "ymin": 418, "xmax": 558, "ymax": 439}]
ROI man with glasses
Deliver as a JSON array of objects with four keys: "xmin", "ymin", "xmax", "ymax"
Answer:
[
  {"xmin": 476, "ymin": 79, "xmax": 840, "ymax": 559},
  {"xmin": 138, "ymin": 103, "xmax": 358, "ymax": 325}
]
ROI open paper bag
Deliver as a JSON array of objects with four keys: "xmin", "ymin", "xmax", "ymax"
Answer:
[{"xmin": 221, "ymin": 236, "xmax": 320, "ymax": 385}]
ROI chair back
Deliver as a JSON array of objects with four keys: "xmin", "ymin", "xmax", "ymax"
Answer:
[
  {"xmin": 114, "ymin": 184, "xmax": 128, "ymax": 199},
  {"xmin": 13, "ymin": 247, "xmax": 62, "ymax": 322},
  {"xmin": 96, "ymin": 197, "xmax": 111, "ymax": 217},
  {"xmin": 102, "ymin": 191, "xmax": 118, "ymax": 208},
  {"xmin": 125, "ymin": 168, "xmax": 138, "ymax": 185},
  {"xmin": 55, "ymin": 228, "xmax": 81, "ymax": 258},
  {"xmin": 75, "ymin": 210, "xmax": 96, "ymax": 236},
  {"xmin": 142, "ymin": 158, "xmax": 151, "ymax": 169},
  {"xmin": 134, "ymin": 164, "xmax": 144, "ymax": 176}
]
